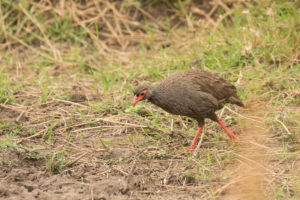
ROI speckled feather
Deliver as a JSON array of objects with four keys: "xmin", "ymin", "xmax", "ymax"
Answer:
[{"xmin": 134, "ymin": 70, "xmax": 244, "ymax": 125}]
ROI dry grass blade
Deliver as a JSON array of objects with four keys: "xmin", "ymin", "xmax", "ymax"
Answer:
[
  {"xmin": 17, "ymin": 129, "xmax": 46, "ymax": 144},
  {"xmin": 15, "ymin": 110, "xmax": 26, "ymax": 122},
  {"xmin": 5, "ymin": 32, "xmax": 55, "ymax": 61},
  {"xmin": 215, "ymin": 0, "xmax": 231, "ymax": 13},
  {"xmin": 192, "ymin": 7, "xmax": 216, "ymax": 27},
  {"xmin": 54, "ymin": 99, "xmax": 87, "ymax": 108},
  {"xmin": 17, "ymin": 4, "xmax": 61, "ymax": 61},
  {"xmin": 275, "ymin": 115, "xmax": 292, "ymax": 135},
  {"xmin": 133, "ymin": 5, "xmax": 168, "ymax": 31},
  {"xmin": 71, "ymin": 125, "xmax": 142, "ymax": 133},
  {"xmin": 224, "ymin": 106, "xmax": 263, "ymax": 124},
  {"xmin": 70, "ymin": 12, "xmax": 108, "ymax": 54},
  {"xmin": 64, "ymin": 152, "xmax": 89, "ymax": 168}
]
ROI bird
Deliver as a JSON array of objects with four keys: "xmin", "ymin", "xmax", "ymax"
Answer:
[{"xmin": 133, "ymin": 69, "xmax": 244, "ymax": 152}]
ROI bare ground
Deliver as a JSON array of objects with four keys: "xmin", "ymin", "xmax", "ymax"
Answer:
[
  {"xmin": 0, "ymin": 92, "xmax": 223, "ymax": 200},
  {"xmin": 0, "ymin": 88, "xmax": 298, "ymax": 200}
]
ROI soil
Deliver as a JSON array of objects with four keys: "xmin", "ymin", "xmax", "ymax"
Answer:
[
  {"xmin": 0, "ymin": 97, "xmax": 201, "ymax": 200},
  {"xmin": 0, "ymin": 149, "xmax": 201, "ymax": 200},
  {"xmin": 0, "ymin": 98, "xmax": 278, "ymax": 200}
]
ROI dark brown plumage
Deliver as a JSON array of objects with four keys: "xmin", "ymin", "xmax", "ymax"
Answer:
[{"xmin": 133, "ymin": 69, "xmax": 244, "ymax": 151}]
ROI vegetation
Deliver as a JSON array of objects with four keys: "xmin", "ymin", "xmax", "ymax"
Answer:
[{"xmin": 0, "ymin": 0, "xmax": 299, "ymax": 199}]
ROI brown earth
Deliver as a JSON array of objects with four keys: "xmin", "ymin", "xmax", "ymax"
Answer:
[
  {"xmin": 0, "ymin": 96, "xmax": 280, "ymax": 200},
  {"xmin": 0, "ymin": 96, "xmax": 210, "ymax": 200},
  {"xmin": 0, "ymin": 142, "xmax": 195, "ymax": 200}
]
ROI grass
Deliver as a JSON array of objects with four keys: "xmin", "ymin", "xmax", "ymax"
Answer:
[
  {"xmin": 0, "ymin": 69, "xmax": 14, "ymax": 104},
  {"xmin": 46, "ymin": 151, "xmax": 68, "ymax": 173},
  {"xmin": 0, "ymin": 0, "xmax": 299, "ymax": 199}
]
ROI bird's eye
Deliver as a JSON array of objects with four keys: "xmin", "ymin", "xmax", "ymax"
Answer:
[{"xmin": 140, "ymin": 92, "xmax": 144, "ymax": 96}]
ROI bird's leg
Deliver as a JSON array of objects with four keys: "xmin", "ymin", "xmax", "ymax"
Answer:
[
  {"xmin": 217, "ymin": 116, "xmax": 239, "ymax": 140},
  {"xmin": 183, "ymin": 126, "xmax": 204, "ymax": 152}
]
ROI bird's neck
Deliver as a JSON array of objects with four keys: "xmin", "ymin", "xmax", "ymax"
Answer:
[{"xmin": 147, "ymin": 85, "xmax": 163, "ymax": 106}]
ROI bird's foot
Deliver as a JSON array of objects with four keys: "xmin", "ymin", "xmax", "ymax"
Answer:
[
  {"xmin": 217, "ymin": 117, "xmax": 240, "ymax": 141},
  {"xmin": 181, "ymin": 145, "xmax": 196, "ymax": 152},
  {"xmin": 227, "ymin": 129, "xmax": 240, "ymax": 141}
]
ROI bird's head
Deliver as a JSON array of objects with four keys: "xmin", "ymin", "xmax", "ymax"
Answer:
[{"xmin": 133, "ymin": 85, "xmax": 152, "ymax": 107}]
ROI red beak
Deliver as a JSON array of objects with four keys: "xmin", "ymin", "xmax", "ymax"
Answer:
[{"xmin": 133, "ymin": 95, "xmax": 143, "ymax": 107}]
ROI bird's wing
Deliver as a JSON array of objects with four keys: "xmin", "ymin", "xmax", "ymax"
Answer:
[
  {"xmin": 184, "ymin": 70, "xmax": 238, "ymax": 101},
  {"xmin": 155, "ymin": 80, "xmax": 219, "ymax": 118}
]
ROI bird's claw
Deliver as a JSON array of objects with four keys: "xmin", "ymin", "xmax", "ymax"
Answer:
[
  {"xmin": 182, "ymin": 146, "xmax": 195, "ymax": 152},
  {"xmin": 228, "ymin": 130, "xmax": 240, "ymax": 141}
]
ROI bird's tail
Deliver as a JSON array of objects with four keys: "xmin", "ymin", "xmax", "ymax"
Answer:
[{"xmin": 229, "ymin": 96, "xmax": 245, "ymax": 107}]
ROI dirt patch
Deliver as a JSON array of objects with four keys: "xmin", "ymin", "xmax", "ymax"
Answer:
[
  {"xmin": 0, "ymin": 89, "xmax": 249, "ymax": 200},
  {"xmin": 1, "ymin": 91, "xmax": 292, "ymax": 200},
  {"xmin": 220, "ymin": 102, "xmax": 272, "ymax": 200},
  {"xmin": 0, "ymin": 148, "xmax": 205, "ymax": 200},
  {"xmin": 1, "ymin": 69, "xmax": 287, "ymax": 200},
  {"xmin": 0, "ymin": 162, "xmax": 135, "ymax": 200},
  {"xmin": 0, "ymin": 105, "xmax": 27, "ymax": 123}
]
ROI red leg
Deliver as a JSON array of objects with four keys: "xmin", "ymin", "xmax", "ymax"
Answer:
[
  {"xmin": 217, "ymin": 117, "xmax": 239, "ymax": 140},
  {"xmin": 182, "ymin": 126, "xmax": 204, "ymax": 152}
]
